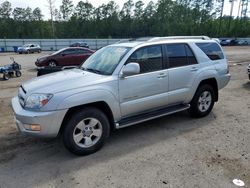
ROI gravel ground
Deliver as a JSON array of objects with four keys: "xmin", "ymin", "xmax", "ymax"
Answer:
[{"xmin": 0, "ymin": 47, "xmax": 249, "ymax": 188}]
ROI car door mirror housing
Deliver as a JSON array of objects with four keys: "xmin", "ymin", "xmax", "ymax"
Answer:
[{"xmin": 121, "ymin": 63, "xmax": 140, "ymax": 77}]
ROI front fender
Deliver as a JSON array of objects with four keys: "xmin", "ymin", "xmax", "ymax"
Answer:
[{"xmin": 56, "ymin": 89, "xmax": 121, "ymax": 121}]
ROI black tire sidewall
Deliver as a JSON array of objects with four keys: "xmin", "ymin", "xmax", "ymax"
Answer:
[
  {"xmin": 3, "ymin": 73, "xmax": 9, "ymax": 80},
  {"xmin": 63, "ymin": 107, "xmax": 110, "ymax": 155},
  {"xmin": 189, "ymin": 85, "xmax": 215, "ymax": 118},
  {"xmin": 16, "ymin": 71, "xmax": 21, "ymax": 77}
]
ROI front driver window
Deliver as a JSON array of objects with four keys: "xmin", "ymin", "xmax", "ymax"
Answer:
[{"xmin": 127, "ymin": 45, "xmax": 163, "ymax": 74}]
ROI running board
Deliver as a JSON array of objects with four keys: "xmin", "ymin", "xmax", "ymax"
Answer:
[{"xmin": 115, "ymin": 104, "xmax": 190, "ymax": 129}]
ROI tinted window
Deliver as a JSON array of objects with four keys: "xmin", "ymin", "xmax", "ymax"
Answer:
[
  {"xmin": 185, "ymin": 45, "xmax": 197, "ymax": 64},
  {"xmin": 166, "ymin": 44, "xmax": 197, "ymax": 68},
  {"xmin": 128, "ymin": 45, "xmax": 163, "ymax": 74},
  {"xmin": 62, "ymin": 49, "xmax": 77, "ymax": 55},
  {"xmin": 196, "ymin": 43, "xmax": 224, "ymax": 60},
  {"xmin": 77, "ymin": 49, "xmax": 89, "ymax": 54}
]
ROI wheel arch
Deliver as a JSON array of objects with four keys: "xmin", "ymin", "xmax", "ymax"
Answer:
[
  {"xmin": 59, "ymin": 101, "xmax": 115, "ymax": 135},
  {"xmin": 197, "ymin": 78, "xmax": 218, "ymax": 102}
]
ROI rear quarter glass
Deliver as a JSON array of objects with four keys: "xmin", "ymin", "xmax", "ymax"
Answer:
[{"xmin": 195, "ymin": 42, "xmax": 224, "ymax": 60}]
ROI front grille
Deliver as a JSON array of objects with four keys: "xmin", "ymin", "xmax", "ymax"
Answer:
[{"xmin": 18, "ymin": 86, "xmax": 26, "ymax": 107}]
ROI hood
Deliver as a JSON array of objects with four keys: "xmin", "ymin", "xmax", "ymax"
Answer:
[
  {"xmin": 22, "ymin": 69, "xmax": 111, "ymax": 94},
  {"xmin": 38, "ymin": 54, "xmax": 50, "ymax": 60},
  {"xmin": 18, "ymin": 47, "xmax": 27, "ymax": 50}
]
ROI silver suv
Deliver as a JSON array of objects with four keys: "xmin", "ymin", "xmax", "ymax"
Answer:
[{"xmin": 12, "ymin": 36, "xmax": 230, "ymax": 155}]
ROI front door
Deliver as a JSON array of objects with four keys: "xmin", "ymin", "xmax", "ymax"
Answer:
[{"xmin": 119, "ymin": 45, "xmax": 169, "ymax": 118}]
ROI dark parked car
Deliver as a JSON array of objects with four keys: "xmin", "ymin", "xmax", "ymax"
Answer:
[
  {"xmin": 18, "ymin": 44, "xmax": 41, "ymax": 54},
  {"xmin": 35, "ymin": 47, "xmax": 94, "ymax": 67},
  {"xmin": 70, "ymin": 42, "xmax": 89, "ymax": 48}
]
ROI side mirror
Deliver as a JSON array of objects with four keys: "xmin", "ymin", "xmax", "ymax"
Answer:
[{"xmin": 121, "ymin": 63, "xmax": 140, "ymax": 77}]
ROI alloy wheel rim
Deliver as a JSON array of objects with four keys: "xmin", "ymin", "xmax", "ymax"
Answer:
[
  {"xmin": 49, "ymin": 62, "xmax": 56, "ymax": 67},
  {"xmin": 198, "ymin": 91, "xmax": 212, "ymax": 112},
  {"xmin": 73, "ymin": 118, "xmax": 103, "ymax": 148}
]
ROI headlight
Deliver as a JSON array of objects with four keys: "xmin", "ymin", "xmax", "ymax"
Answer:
[{"xmin": 25, "ymin": 94, "xmax": 53, "ymax": 109}]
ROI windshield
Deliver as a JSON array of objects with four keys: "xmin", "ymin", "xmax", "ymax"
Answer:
[
  {"xmin": 51, "ymin": 48, "xmax": 66, "ymax": 55},
  {"xmin": 81, "ymin": 46, "xmax": 131, "ymax": 75}
]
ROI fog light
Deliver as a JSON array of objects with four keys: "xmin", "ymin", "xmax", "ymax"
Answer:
[{"xmin": 31, "ymin": 124, "xmax": 41, "ymax": 131}]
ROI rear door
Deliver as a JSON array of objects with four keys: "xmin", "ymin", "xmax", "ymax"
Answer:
[
  {"xmin": 119, "ymin": 45, "xmax": 169, "ymax": 117},
  {"xmin": 165, "ymin": 43, "xmax": 199, "ymax": 105}
]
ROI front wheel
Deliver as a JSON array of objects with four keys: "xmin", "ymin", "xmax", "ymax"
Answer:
[
  {"xmin": 63, "ymin": 107, "xmax": 110, "ymax": 155},
  {"xmin": 3, "ymin": 73, "xmax": 10, "ymax": 80},
  {"xmin": 48, "ymin": 61, "xmax": 57, "ymax": 67},
  {"xmin": 189, "ymin": 85, "xmax": 215, "ymax": 118},
  {"xmin": 15, "ymin": 71, "xmax": 22, "ymax": 77}
]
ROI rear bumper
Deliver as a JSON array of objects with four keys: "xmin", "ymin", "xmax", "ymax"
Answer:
[
  {"xmin": 218, "ymin": 73, "xmax": 231, "ymax": 90},
  {"xmin": 11, "ymin": 96, "xmax": 67, "ymax": 138}
]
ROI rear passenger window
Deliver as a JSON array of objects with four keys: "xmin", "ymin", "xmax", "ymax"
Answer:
[
  {"xmin": 196, "ymin": 43, "xmax": 224, "ymax": 60},
  {"xmin": 166, "ymin": 44, "xmax": 197, "ymax": 68},
  {"xmin": 128, "ymin": 45, "xmax": 163, "ymax": 74}
]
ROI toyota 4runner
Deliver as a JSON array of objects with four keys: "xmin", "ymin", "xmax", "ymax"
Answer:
[{"xmin": 12, "ymin": 36, "xmax": 230, "ymax": 155}]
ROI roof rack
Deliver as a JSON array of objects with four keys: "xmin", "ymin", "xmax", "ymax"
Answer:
[{"xmin": 148, "ymin": 36, "xmax": 211, "ymax": 42}]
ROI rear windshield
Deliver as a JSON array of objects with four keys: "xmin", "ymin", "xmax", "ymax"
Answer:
[{"xmin": 196, "ymin": 43, "xmax": 224, "ymax": 60}]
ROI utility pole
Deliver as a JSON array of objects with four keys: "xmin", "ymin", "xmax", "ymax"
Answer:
[
  {"xmin": 219, "ymin": 0, "xmax": 225, "ymax": 35},
  {"xmin": 46, "ymin": 0, "xmax": 56, "ymax": 38},
  {"xmin": 237, "ymin": 0, "xmax": 242, "ymax": 18},
  {"xmin": 228, "ymin": 0, "xmax": 235, "ymax": 35}
]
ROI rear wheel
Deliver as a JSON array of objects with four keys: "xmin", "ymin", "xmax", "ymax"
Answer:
[
  {"xmin": 63, "ymin": 107, "xmax": 110, "ymax": 155},
  {"xmin": 189, "ymin": 84, "xmax": 215, "ymax": 118}
]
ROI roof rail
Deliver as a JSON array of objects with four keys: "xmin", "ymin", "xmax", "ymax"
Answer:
[
  {"xmin": 116, "ymin": 37, "xmax": 155, "ymax": 43},
  {"xmin": 148, "ymin": 36, "xmax": 211, "ymax": 42}
]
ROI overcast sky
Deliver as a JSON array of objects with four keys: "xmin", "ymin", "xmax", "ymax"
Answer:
[{"xmin": 7, "ymin": 0, "xmax": 238, "ymax": 19}]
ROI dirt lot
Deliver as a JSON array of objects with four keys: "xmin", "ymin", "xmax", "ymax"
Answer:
[{"xmin": 0, "ymin": 47, "xmax": 249, "ymax": 188}]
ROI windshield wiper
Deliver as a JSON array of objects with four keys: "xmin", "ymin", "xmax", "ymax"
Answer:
[{"xmin": 84, "ymin": 68, "xmax": 103, "ymax": 74}]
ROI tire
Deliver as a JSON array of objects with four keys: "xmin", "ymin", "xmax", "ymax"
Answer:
[
  {"xmin": 48, "ymin": 61, "xmax": 57, "ymax": 67},
  {"xmin": 63, "ymin": 107, "xmax": 110, "ymax": 155},
  {"xmin": 3, "ymin": 73, "xmax": 10, "ymax": 80},
  {"xmin": 189, "ymin": 84, "xmax": 215, "ymax": 118},
  {"xmin": 15, "ymin": 71, "xmax": 22, "ymax": 77},
  {"xmin": 248, "ymin": 75, "xmax": 250, "ymax": 80},
  {"xmin": 38, "ymin": 49, "xmax": 41, "ymax": 53}
]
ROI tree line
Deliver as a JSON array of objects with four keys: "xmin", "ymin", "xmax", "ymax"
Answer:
[{"xmin": 0, "ymin": 0, "xmax": 249, "ymax": 39}]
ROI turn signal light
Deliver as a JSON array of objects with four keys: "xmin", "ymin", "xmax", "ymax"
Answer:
[{"xmin": 31, "ymin": 124, "xmax": 41, "ymax": 131}]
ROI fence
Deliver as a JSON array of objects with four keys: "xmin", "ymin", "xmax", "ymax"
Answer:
[
  {"xmin": 0, "ymin": 37, "xmax": 250, "ymax": 52},
  {"xmin": 0, "ymin": 38, "xmax": 125, "ymax": 52}
]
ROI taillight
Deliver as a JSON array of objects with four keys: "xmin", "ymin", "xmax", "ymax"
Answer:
[{"xmin": 226, "ymin": 63, "xmax": 230, "ymax": 74}]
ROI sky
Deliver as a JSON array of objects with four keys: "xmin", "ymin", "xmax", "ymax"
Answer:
[{"xmin": 6, "ymin": 0, "xmax": 240, "ymax": 20}]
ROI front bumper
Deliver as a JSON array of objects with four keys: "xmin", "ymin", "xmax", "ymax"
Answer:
[{"xmin": 12, "ymin": 96, "xmax": 67, "ymax": 138}]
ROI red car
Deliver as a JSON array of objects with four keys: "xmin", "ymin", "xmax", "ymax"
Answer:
[{"xmin": 35, "ymin": 47, "xmax": 94, "ymax": 67}]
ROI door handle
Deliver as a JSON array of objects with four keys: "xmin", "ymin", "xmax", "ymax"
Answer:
[
  {"xmin": 157, "ymin": 73, "xmax": 167, "ymax": 78},
  {"xmin": 191, "ymin": 67, "xmax": 199, "ymax": 72}
]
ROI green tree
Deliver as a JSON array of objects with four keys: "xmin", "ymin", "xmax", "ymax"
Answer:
[
  {"xmin": 75, "ymin": 1, "xmax": 94, "ymax": 20},
  {"xmin": 0, "ymin": 1, "xmax": 12, "ymax": 19},
  {"xmin": 60, "ymin": 0, "xmax": 74, "ymax": 20},
  {"xmin": 33, "ymin": 8, "xmax": 43, "ymax": 21}
]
